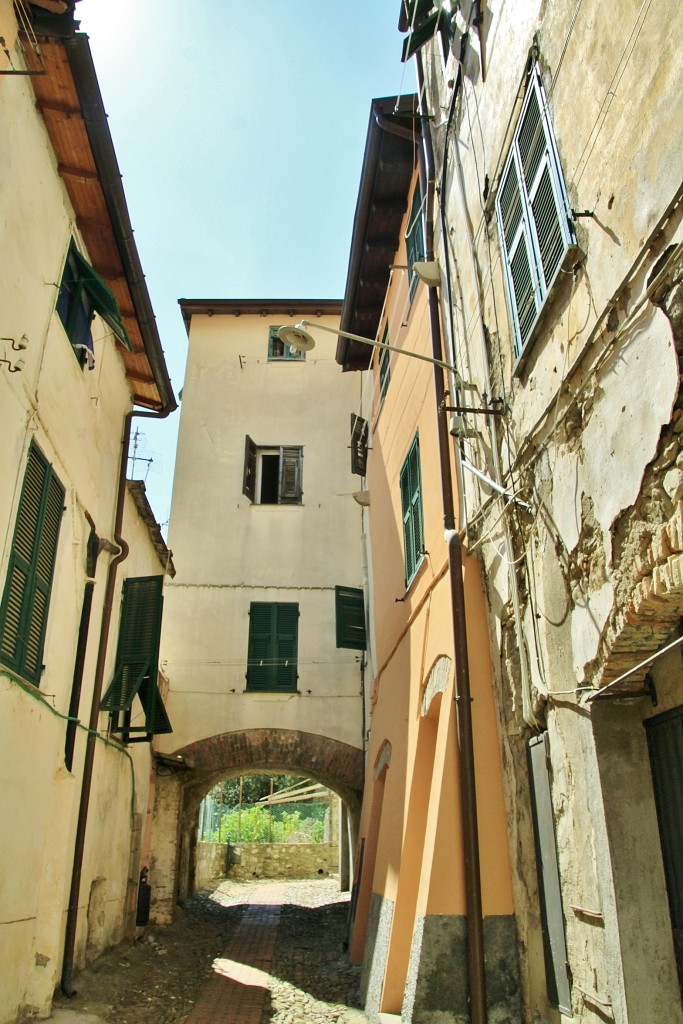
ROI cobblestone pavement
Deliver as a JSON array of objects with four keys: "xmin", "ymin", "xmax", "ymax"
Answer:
[{"xmin": 50, "ymin": 878, "xmax": 368, "ymax": 1024}]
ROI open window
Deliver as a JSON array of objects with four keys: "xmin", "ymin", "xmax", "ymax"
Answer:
[
  {"xmin": 243, "ymin": 436, "xmax": 303, "ymax": 505},
  {"xmin": 495, "ymin": 64, "xmax": 577, "ymax": 358},
  {"xmin": 56, "ymin": 241, "xmax": 132, "ymax": 369},
  {"xmin": 268, "ymin": 326, "xmax": 305, "ymax": 361}
]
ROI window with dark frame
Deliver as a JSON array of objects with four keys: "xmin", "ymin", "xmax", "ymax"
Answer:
[
  {"xmin": 246, "ymin": 601, "xmax": 299, "ymax": 692},
  {"xmin": 268, "ymin": 326, "xmax": 305, "ymax": 361},
  {"xmin": 350, "ymin": 414, "xmax": 369, "ymax": 477},
  {"xmin": 243, "ymin": 435, "xmax": 303, "ymax": 505},
  {"xmin": 56, "ymin": 241, "xmax": 132, "ymax": 369},
  {"xmin": 495, "ymin": 64, "xmax": 577, "ymax": 358},
  {"xmin": 378, "ymin": 322, "xmax": 391, "ymax": 401},
  {"xmin": 400, "ymin": 433, "xmax": 425, "ymax": 587},
  {"xmin": 100, "ymin": 575, "xmax": 172, "ymax": 742},
  {"xmin": 0, "ymin": 442, "xmax": 64, "ymax": 686}
]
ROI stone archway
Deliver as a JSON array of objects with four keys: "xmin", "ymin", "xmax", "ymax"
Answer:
[{"xmin": 150, "ymin": 729, "xmax": 364, "ymax": 923}]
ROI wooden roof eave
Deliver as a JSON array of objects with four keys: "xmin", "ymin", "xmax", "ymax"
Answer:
[{"xmin": 26, "ymin": 21, "xmax": 175, "ymax": 414}]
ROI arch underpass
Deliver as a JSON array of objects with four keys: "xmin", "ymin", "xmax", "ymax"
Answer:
[{"xmin": 150, "ymin": 728, "xmax": 365, "ymax": 923}]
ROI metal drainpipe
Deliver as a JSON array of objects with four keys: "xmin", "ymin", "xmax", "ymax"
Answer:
[
  {"xmin": 61, "ymin": 405, "xmax": 173, "ymax": 996},
  {"xmin": 64, "ymin": 514, "xmax": 100, "ymax": 772},
  {"xmin": 415, "ymin": 52, "xmax": 488, "ymax": 1024}
]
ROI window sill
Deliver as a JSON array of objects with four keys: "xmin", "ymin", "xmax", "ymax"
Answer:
[
  {"xmin": 244, "ymin": 689, "xmax": 300, "ymax": 698},
  {"xmin": 404, "ymin": 552, "xmax": 428, "ymax": 595}
]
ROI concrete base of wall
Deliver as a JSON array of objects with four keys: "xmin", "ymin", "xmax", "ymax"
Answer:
[
  {"xmin": 361, "ymin": 895, "xmax": 520, "ymax": 1024},
  {"xmin": 404, "ymin": 913, "xmax": 520, "ymax": 1024}
]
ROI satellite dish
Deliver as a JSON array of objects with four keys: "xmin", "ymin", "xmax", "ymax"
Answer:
[{"xmin": 276, "ymin": 324, "xmax": 316, "ymax": 353}]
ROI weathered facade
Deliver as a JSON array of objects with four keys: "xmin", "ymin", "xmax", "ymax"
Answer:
[
  {"xmin": 393, "ymin": 0, "xmax": 683, "ymax": 1022},
  {"xmin": 152, "ymin": 300, "xmax": 366, "ymax": 921},
  {"xmin": 336, "ymin": 97, "xmax": 518, "ymax": 1022},
  {"xmin": 0, "ymin": 4, "xmax": 175, "ymax": 1020}
]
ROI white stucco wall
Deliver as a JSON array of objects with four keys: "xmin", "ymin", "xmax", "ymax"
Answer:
[
  {"xmin": 161, "ymin": 311, "xmax": 365, "ymax": 754},
  {"xmin": 0, "ymin": 39, "xmax": 172, "ymax": 1023}
]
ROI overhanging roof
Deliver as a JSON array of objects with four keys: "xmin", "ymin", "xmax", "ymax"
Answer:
[
  {"xmin": 337, "ymin": 95, "xmax": 418, "ymax": 371},
  {"xmin": 24, "ymin": 8, "xmax": 175, "ymax": 413},
  {"xmin": 178, "ymin": 298, "xmax": 343, "ymax": 336}
]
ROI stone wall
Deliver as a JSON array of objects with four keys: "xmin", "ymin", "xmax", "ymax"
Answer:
[{"xmin": 195, "ymin": 841, "xmax": 337, "ymax": 882}]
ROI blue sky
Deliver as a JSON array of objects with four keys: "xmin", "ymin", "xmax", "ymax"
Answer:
[{"xmin": 76, "ymin": 0, "xmax": 413, "ymax": 529}]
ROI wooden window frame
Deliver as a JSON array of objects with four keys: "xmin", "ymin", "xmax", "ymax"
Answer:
[
  {"xmin": 406, "ymin": 184, "xmax": 426, "ymax": 301},
  {"xmin": 335, "ymin": 586, "xmax": 366, "ymax": 651},
  {"xmin": 242, "ymin": 435, "xmax": 303, "ymax": 505}
]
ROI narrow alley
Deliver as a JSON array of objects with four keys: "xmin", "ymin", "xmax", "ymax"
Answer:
[{"xmin": 50, "ymin": 880, "xmax": 367, "ymax": 1024}]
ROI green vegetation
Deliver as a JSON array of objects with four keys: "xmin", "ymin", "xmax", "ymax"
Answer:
[{"xmin": 198, "ymin": 774, "xmax": 328, "ymax": 845}]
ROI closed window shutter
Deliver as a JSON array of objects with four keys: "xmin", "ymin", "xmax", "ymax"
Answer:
[
  {"xmin": 247, "ymin": 602, "xmax": 298, "ymax": 691},
  {"xmin": 279, "ymin": 447, "xmax": 303, "ymax": 504},
  {"xmin": 335, "ymin": 586, "xmax": 366, "ymax": 650},
  {"xmin": 246, "ymin": 602, "xmax": 274, "ymax": 691},
  {"xmin": 275, "ymin": 603, "xmax": 299, "ymax": 689},
  {"xmin": 243, "ymin": 435, "xmax": 257, "ymax": 501},
  {"xmin": 0, "ymin": 444, "xmax": 64, "ymax": 684}
]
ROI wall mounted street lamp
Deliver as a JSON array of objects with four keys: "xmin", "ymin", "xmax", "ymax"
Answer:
[{"xmin": 276, "ymin": 320, "xmax": 458, "ymax": 374}]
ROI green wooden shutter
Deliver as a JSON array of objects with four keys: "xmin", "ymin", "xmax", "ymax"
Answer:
[
  {"xmin": 406, "ymin": 186, "xmax": 425, "ymax": 298},
  {"xmin": 247, "ymin": 602, "xmax": 298, "ymax": 691},
  {"xmin": 350, "ymin": 415, "xmax": 369, "ymax": 476},
  {"xmin": 243, "ymin": 435, "xmax": 257, "ymax": 502},
  {"xmin": 0, "ymin": 444, "xmax": 64, "ymax": 684},
  {"xmin": 246, "ymin": 602, "xmax": 274, "ymax": 691},
  {"xmin": 279, "ymin": 447, "xmax": 303, "ymax": 504},
  {"xmin": 275, "ymin": 603, "xmax": 299, "ymax": 690},
  {"xmin": 335, "ymin": 586, "xmax": 366, "ymax": 650},
  {"xmin": 101, "ymin": 575, "xmax": 170, "ymax": 736},
  {"xmin": 400, "ymin": 435, "xmax": 424, "ymax": 587}
]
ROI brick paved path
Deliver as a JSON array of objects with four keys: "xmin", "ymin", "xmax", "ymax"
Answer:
[{"xmin": 186, "ymin": 882, "xmax": 286, "ymax": 1024}]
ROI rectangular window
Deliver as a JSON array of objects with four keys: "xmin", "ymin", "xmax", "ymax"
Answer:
[
  {"xmin": 246, "ymin": 602, "xmax": 299, "ymax": 692},
  {"xmin": 406, "ymin": 184, "xmax": 426, "ymax": 300},
  {"xmin": 56, "ymin": 241, "xmax": 132, "ymax": 368},
  {"xmin": 243, "ymin": 435, "xmax": 303, "ymax": 505},
  {"xmin": 335, "ymin": 586, "xmax": 366, "ymax": 651},
  {"xmin": 0, "ymin": 443, "xmax": 64, "ymax": 686},
  {"xmin": 495, "ymin": 65, "xmax": 576, "ymax": 357},
  {"xmin": 400, "ymin": 433, "xmax": 425, "ymax": 586},
  {"xmin": 268, "ymin": 326, "xmax": 305, "ymax": 361},
  {"xmin": 528, "ymin": 733, "xmax": 572, "ymax": 1013},
  {"xmin": 100, "ymin": 575, "xmax": 172, "ymax": 742}
]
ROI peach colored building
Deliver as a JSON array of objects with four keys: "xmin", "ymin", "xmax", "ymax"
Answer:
[{"xmin": 336, "ymin": 96, "xmax": 518, "ymax": 1023}]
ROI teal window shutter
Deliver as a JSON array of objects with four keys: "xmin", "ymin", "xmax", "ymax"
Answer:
[
  {"xmin": 335, "ymin": 587, "xmax": 366, "ymax": 650},
  {"xmin": 406, "ymin": 185, "xmax": 425, "ymax": 299},
  {"xmin": 495, "ymin": 65, "xmax": 576, "ymax": 356},
  {"xmin": 101, "ymin": 575, "xmax": 171, "ymax": 739},
  {"xmin": 400, "ymin": 434, "xmax": 425, "ymax": 587},
  {"xmin": 0, "ymin": 443, "xmax": 64, "ymax": 685},
  {"xmin": 246, "ymin": 602, "xmax": 298, "ymax": 691}
]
